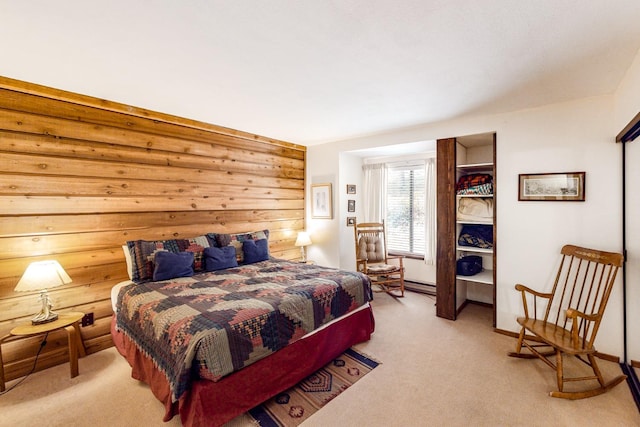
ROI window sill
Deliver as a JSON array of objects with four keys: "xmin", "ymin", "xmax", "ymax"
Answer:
[{"xmin": 388, "ymin": 252, "xmax": 424, "ymax": 261}]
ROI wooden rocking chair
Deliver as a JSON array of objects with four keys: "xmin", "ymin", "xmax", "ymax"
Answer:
[
  {"xmin": 508, "ymin": 244, "xmax": 626, "ymax": 399},
  {"xmin": 354, "ymin": 220, "xmax": 405, "ymax": 297}
]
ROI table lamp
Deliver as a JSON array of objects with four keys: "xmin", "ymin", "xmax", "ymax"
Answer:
[
  {"xmin": 15, "ymin": 260, "xmax": 72, "ymax": 324},
  {"xmin": 295, "ymin": 231, "xmax": 312, "ymax": 262}
]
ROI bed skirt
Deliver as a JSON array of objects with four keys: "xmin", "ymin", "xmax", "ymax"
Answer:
[{"xmin": 111, "ymin": 305, "xmax": 375, "ymax": 427}]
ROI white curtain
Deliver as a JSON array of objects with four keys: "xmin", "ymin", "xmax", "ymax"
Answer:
[
  {"xmin": 362, "ymin": 163, "xmax": 386, "ymax": 222},
  {"xmin": 424, "ymin": 157, "xmax": 436, "ymax": 265}
]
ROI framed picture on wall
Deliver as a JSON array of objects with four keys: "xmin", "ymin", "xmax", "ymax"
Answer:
[
  {"xmin": 346, "ymin": 217, "xmax": 356, "ymax": 226},
  {"xmin": 311, "ymin": 183, "xmax": 333, "ymax": 218},
  {"xmin": 347, "ymin": 199, "xmax": 355, "ymax": 212},
  {"xmin": 346, "ymin": 184, "xmax": 356, "ymax": 194},
  {"xmin": 518, "ymin": 172, "xmax": 585, "ymax": 201}
]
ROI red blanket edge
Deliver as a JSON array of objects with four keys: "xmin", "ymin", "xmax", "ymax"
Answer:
[{"xmin": 111, "ymin": 305, "xmax": 375, "ymax": 427}]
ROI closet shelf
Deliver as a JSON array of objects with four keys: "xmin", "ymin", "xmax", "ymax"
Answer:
[
  {"xmin": 456, "ymin": 269, "xmax": 493, "ymax": 285},
  {"xmin": 457, "ymin": 220, "xmax": 493, "ymax": 225},
  {"xmin": 457, "ymin": 246, "xmax": 493, "ymax": 254},
  {"xmin": 456, "ymin": 162, "xmax": 493, "ymax": 172}
]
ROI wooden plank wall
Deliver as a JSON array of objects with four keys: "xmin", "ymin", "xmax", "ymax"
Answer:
[{"xmin": 0, "ymin": 76, "xmax": 306, "ymax": 381}]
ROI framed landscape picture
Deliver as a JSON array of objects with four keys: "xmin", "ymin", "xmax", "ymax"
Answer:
[
  {"xmin": 518, "ymin": 172, "xmax": 585, "ymax": 201},
  {"xmin": 311, "ymin": 183, "xmax": 333, "ymax": 218}
]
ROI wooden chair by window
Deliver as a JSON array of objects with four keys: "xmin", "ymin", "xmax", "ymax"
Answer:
[
  {"xmin": 354, "ymin": 221, "xmax": 405, "ymax": 297},
  {"xmin": 508, "ymin": 244, "xmax": 626, "ymax": 399}
]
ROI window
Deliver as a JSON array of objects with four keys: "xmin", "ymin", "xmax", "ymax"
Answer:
[{"xmin": 386, "ymin": 162, "xmax": 426, "ymax": 256}]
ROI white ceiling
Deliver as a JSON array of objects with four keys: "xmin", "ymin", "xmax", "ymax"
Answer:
[{"xmin": 2, "ymin": 1, "xmax": 640, "ymax": 146}]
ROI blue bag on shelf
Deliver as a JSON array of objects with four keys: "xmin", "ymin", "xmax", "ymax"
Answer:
[{"xmin": 456, "ymin": 255, "xmax": 483, "ymax": 276}]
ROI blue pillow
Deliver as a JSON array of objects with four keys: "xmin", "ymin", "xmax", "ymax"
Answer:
[
  {"xmin": 204, "ymin": 246, "xmax": 238, "ymax": 271},
  {"xmin": 242, "ymin": 239, "xmax": 269, "ymax": 264},
  {"xmin": 153, "ymin": 251, "xmax": 194, "ymax": 281}
]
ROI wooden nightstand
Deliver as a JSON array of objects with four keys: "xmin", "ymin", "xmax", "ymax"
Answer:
[{"xmin": 0, "ymin": 311, "xmax": 86, "ymax": 391}]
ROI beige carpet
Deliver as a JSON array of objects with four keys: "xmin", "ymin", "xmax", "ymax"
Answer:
[{"xmin": 1, "ymin": 291, "xmax": 639, "ymax": 427}]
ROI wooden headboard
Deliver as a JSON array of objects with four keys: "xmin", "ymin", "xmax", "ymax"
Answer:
[{"xmin": 0, "ymin": 76, "xmax": 306, "ymax": 381}]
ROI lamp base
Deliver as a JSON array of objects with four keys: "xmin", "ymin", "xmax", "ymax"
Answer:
[
  {"xmin": 31, "ymin": 290, "xmax": 59, "ymax": 325},
  {"xmin": 32, "ymin": 313, "xmax": 58, "ymax": 325},
  {"xmin": 300, "ymin": 246, "xmax": 306, "ymax": 263}
]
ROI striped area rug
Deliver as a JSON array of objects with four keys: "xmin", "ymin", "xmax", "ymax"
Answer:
[{"xmin": 247, "ymin": 348, "xmax": 380, "ymax": 426}]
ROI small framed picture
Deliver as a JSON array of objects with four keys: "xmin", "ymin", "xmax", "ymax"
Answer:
[
  {"xmin": 518, "ymin": 172, "xmax": 585, "ymax": 201},
  {"xmin": 311, "ymin": 183, "xmax": 333, "ymax": 218},
  {"xmin": 346, "ymin": 217, "xmax": 356, "ymax": 226},
  {"xmin": 346, "ymin": 184, "xmax": 356, "ymax": 194},
  {"xmin": 347, "ymin": 199, "xmax": 355, "ymax": 212}
]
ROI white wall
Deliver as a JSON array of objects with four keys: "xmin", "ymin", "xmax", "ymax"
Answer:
[
  {"xmin": 308, "ymin": 94, "xmax": 625, "ymax": 357},
  {"xmin": 613, "ymin": 48, "xmax": 640, "ymax": 363},
  {"xmin": 337, "ymin": 152, "xmax": 363, "ymax": 270},
  {"xmin": 495, "ymin": 97, "xmax": 623, "ymax": 356},
  {"xmin": 403, "ymin": 259, "xmax": 437, "ymax": 285},
  {"xmin": 305, "ymin": 152, "xmax": 339, "ymax": 268}
]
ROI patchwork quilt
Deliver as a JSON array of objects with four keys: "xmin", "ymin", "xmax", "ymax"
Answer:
[{"xmin": 115, "ymin": 259, "xmax": 373, "ymax": 402}]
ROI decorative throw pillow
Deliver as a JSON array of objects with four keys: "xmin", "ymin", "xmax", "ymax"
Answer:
[
  {"xmin": 153, "ymin": 251, "xmax": 194, "ymax": 281},
  {"xmin": 209, "ymin": 230, "xmax": 269, "ymax": 263},
  {"xmin": 242, "ymin": 238, "xmax": 269, "ymax": 264},
  {"xmin": 203, "ymin": 246, "xmax": 238, "ymax": 271}
]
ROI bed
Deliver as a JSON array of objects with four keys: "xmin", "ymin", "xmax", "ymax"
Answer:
[{"xmin": 110, "ymin": 231, "xmax": 375, "ymax": 427}]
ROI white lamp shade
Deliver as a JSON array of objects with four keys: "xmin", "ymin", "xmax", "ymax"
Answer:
[
  {"xmin": 14, "ymin": 260, "xmax": 72, "ymax": 292},
  {"xmin": 295, "ymin": 231, "xmax": 312, "ymax": 247}
]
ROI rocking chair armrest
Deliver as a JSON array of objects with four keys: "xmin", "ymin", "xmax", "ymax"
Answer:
[
  {"xmin": 565, "ymin": 308, "xmax": 598, "ymax": 348},
  {"xmin": 565, "ymin": 308, "xmax": 599, "ymax": 322},
  {"xmin": 386, "ymin": 255, "xmax": 404, "ymax": 266},
  {"xmin": 515, "ymin": 284, "xmax": 553, "ymax": 320},
  {"xmin": 514, "ymin": 284, "xmax": 552, "ymax": 299},
  {"xmin": 356, "ymin": 258, "xmax": 368, "ymax": 272}
]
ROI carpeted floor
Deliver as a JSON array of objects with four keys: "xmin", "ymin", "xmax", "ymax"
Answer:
[{"xmin": 0, "ymin": 290, "xmax": 638, "ymax": 426}]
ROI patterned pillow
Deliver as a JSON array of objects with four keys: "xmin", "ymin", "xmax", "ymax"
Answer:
[
  {"xmin": 185, "ymin": 235, "xmax": 213, "ymax": 271},
  {"xmin": 214, "ymin": 233, "xmax": 232, "ymax": 247},
  {"xmin": 126, "ymin": 235, "xmax": 214, "ymax": 283}
]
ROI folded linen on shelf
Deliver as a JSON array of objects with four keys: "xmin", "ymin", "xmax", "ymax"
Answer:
[
  {"xmin": 456, "ymin": 173, "xmax": 492, "ymax": 191},
  {"xmin": 457, "ymin": 197, "xmax": 493, "ymax": 222}
]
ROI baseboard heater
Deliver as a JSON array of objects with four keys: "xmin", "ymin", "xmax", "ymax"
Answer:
[{"xmin": 404, "ymin": 281, "xmax": 436, "ymax": 295}]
